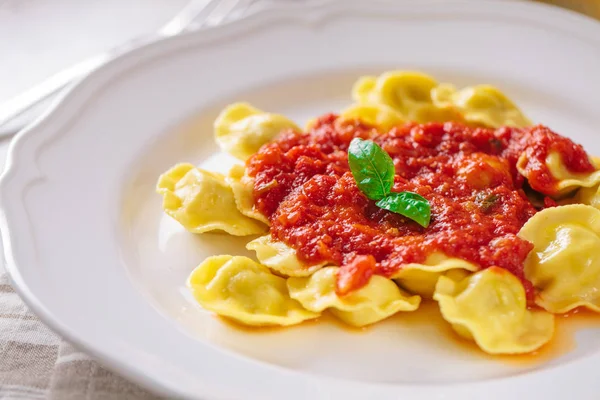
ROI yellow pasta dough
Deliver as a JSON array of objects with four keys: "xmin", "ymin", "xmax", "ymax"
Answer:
[
  {"xmin": 519, "ymin": 204, "xmax": 600, "ymax": 313},
  {"xmin": 575, "ymin": 157, "xmax": 600, "ymax": 208},
  {"xmin": 338, "ymin": 103, "xmax": 404, "ymax": 130},
  {"xmin": 225, "ymin": 164, "xmax": 270, "ymax": 225},
  {"xmin": 434, "ymin": 267, "xmax": 554, "ymax": 354},
  {"xmin": 351, "ymin": 71, "xmax": 458, "ymax": 123},
  {"xmin": 214, "ymin": 102, "xmax": 299, "ymax": 161},
  {"xmin": 157, "ymin": 163, "xmax": 266, "ymax": 235},
  {"xmin": 543, "ymin": 152, "xmax": 600, "ymax": 194},
  {"xmin": 432, "ymin": 84, "xmax": 531, "ymax": 128},
  {"xmin": 392, "ymin": 253, "xmax": 479, "ymax": 298},
  {"xmin": 246, "ymin": 235, "xmax": 327, "ymax": 277},
  {"xmin": 577, "ymin": 184, "xmax": 600, "ymax": 209},
  {"xmin": 287, "ymin": 267, "xmax": 420, "ymax": 327},
  {"xmin": 187, "ymin": 255, "xmax": 320, "ymax": 326},
  {"xmin": 304, "ymin": 118, "xmax": 319, "ymax": 131}
]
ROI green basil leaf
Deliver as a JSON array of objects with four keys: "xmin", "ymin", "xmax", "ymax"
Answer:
[
  {"xmin": 348, "ymin": 138, "xmax": 395, "ymax": 200},
  {"xmin": 376, "ymin": 192, "xmax": 431, "ymax": 228}
]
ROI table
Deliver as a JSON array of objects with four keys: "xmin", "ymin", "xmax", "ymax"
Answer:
[{"xmin": 0, "ymin": 1, "xmax": 598, "ymax": 399}]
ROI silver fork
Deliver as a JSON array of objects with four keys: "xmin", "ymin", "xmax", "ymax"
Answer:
[{"xmin": 0, "ymin": 0, "xmax": 246, "ymax": 139}]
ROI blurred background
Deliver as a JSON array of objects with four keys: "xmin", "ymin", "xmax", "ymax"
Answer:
[
  {"xmin": 0, "ymin": 0, "xmax": 187, "ymax": 104},
  {"xmin": 0, "ymin": 0, "xmax": 599, "ymax": 105}
]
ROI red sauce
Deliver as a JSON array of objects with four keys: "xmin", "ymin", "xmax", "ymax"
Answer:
[
  {"xmin": 336, "ymin": 254, "xmax": 376, "ymax": 296},
  {"xmin": 497, "ymin": 125, "xmax": 595, "ymax": 194},
  {"xmin": 246, "ymin": 115, "xmax": 594, "ymax": 297}
]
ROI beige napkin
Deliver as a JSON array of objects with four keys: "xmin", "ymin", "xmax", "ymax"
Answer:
[{"xmin": 0, "ymin": 270, "xmax": 160, "ymax": 400}]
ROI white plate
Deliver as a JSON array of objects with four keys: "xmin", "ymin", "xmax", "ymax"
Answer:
[{"xmin": 3, "ymin": 1, "xmax": 600, "ymax": 398}]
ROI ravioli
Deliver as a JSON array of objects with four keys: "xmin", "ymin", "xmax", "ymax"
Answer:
[
  {"xmin": 214, "ymin": 102, "xmax": 300, "ymax": 161},
  {"xmin": 339, "ymin": 103, "xmax": 404, "ymax": 130},
  {"xmin": 432, "ymin": 84, "xmax": 531, "ymax": 128},
  {"xmin": 161, "ymin": 72, "xmax": 600, "ymax": 356},
  {"xmin": 287, "ymin": 267, "xmax": 420, "ymax": 327},
  {"xmin": 575, "ymin": 157, "xmax": 600, "ymax": 207},
  {"xmin": 225, "ymin": 164, "xmax": 270, "ymax": 225},
  {"xmin": 351, "ymin": 71, "xmax": 460, "ymax": 123},
  {"xmin": 543, "ymin": 152, "xmax": 600, "ymax": 194},
  {"xmin": 434, "ymin": 267, "xmax": 554, "ymax": 354},
  {"xmin": 519, "ymin": 204, "xmax": 600, "ymax": 313},
  {"xmin": 577, "ymin": 184, "xmax": 600, "ymax": 209},
  {"xmin": 575, "ymin": 157, "xmax": 600, "ymax": 206},
  {"xmin": 157, "ymin": 163, "xmax": 266, "ymax": 235},
  {"xmin": 246, "ymin": 235, "xmax": 327, "ymax": 277},
  {"xmin": 392, "ymin": 253, "xmax": 479, "ymax": 298},
  {"xmin": 187, "ymin": 255, "xmax": 320, "ymax": 326}
]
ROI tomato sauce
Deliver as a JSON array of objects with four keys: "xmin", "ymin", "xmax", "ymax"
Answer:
[
  {"xmin": 246, "ymin": 114, "xmax": 595, "ymax": 297},
  {"xmin": 497, "ymin": 125, "xmax": 595, "ymax": 194}
]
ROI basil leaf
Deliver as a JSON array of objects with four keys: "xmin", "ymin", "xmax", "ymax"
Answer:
[
  {"xmin": 347, "ymin": 139, "xmax": 432, "ymax": 228},
  {"xmin": 348, "ymin": 138, "xmax": 395, "ymax": 200},
  {"xmin": 376, "ymin": 192, "xmax": 431, "ymax": 228}
]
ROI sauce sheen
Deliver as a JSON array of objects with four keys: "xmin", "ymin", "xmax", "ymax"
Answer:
[{"xmin": 246, "ymin": 114, "xmax": 594, "ymax": 296}]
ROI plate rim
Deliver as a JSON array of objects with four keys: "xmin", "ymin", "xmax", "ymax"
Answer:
[{"xmin": 2, "ymin": 1, "xmax": 600, "ymax": 398}]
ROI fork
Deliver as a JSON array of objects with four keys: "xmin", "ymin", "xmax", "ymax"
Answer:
[{"xmin": 0, "ymin": 0, "xmax": 247, "ymax": 139}]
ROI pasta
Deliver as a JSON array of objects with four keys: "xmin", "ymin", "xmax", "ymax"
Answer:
[
  {"xmin": 392, "ymin": 253, "xmax": 479, "ymax": 298},
  {"xmin": 214, "ymin": 102, "xmax": 299, "ymax": 161},
  {"xmin": 155, "ymin": 70, "xmax": 600, "ymax": 358},
  {"xmin": 434, "ymin": 267, "xmax": 554, "ymax": 354},
  {"xmin": 156, "ymin": 163, "xmax": 267, "ymax": 235},
  {"xmin": 187, "ymin": 255, "xmax": 319, "ymax": 326},
  {"xmin": 515, "ymin": 128, "xmax": 600, "ymax": 197},
  {"xmin": 518, "ymin": 205, "xmax": 600, "ymax": 313},
  {"xmin": 543, "ymin": 152, "xmax": 600, "ymax": 194},
  {"xmin": 574, "ymin": 158, "xmax": 600, "ymax": 207},
  {"xmin": 351, "ymin": 71, "xmax": 460, "ymax": 123},
  {"xmin": 287, "ymin": 267, "xmax": 420, "ymax": 327},
  {"xmin": 431, "ymin": 84, "xmax": 531, "ymax": 128},
  {"xmin": 577, "ymin": 184, "xmax": 600, "ymax": 209},
  {"xmin": 225, "ymin": 164, "xmax": 270, "ymax": 225},
  {"xmin": 338, "ymin": 103, "xmax": 404, "ymax": 130},
  {"xmin": 351, "ymin": 71, "xmax": 530, "ymax": 128},
  {"xmin": 246, "ymin": 235, "xmax": 326, "ymax": 277}
]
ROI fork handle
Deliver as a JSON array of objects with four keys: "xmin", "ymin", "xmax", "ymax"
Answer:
[
  {"xmin": 0, "ymin": 54, "xmax": 109, "ymax": 139},
  {"xmin": 0, "ymin": 0, "xmax": 244, "ymax": 139}
]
